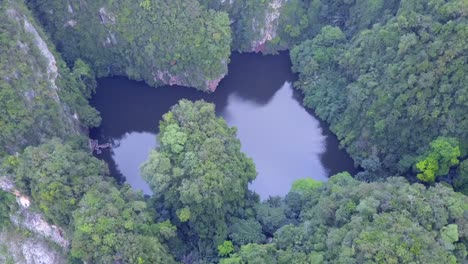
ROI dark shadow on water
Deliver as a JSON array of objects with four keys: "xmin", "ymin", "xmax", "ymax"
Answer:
[{"xmin": 290, "ymin": 88, "xmax": 359, "ymax": 176}]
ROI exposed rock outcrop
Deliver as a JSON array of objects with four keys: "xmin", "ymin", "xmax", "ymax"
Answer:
[
  {"xmin": 0, "ymin": 176, "xmax": 69, "ymax": 248},
  {"xmin": 1, "ymin": 1, "xmax": 94, "ymax": 154},
  {"xmin": 0, "ymin": 231, "xmax": 66, "ymax": 264},
  {"xmin": 251, "ymin": 0, "xmax": 285, "ymax": 52},
  {"xmin": 30, "ymin": 0, "xmax": 232, "ymax": 92}
]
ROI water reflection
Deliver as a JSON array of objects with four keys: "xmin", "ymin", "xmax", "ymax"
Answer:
[
  {"xmin": 90, "ymin": 52, "xmax": 357, "ymax": 199},
  {"xmin": 111, "ymin": 132, "xmax": 156, "ymax": 194},
  {"xmin": 225, "ymin": 82, "xmax": 328, "ymax": 198}
]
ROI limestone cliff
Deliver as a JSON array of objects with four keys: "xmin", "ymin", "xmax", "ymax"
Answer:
[
  {"xmin": 0, "ymin": 0, "xmax": 99, "ymax": 155},
  {"xmin": 201, "ymin": 0, "xmax": 287, "ymax": 53},
  {"xmin": 28, "ymin": 0, "xmax": 232, "ymax": 92},
  {"xmin": 0, "ymin": 177, "xmax": 68, "ymax": 264}
]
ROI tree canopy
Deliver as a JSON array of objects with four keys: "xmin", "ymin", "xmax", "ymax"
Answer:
[
  {"xmin": 28, "ymin": 0, "xmax": 232, "ymax": 91},
  {"xmin": 291, "ymin": 0, "xmax": 468, "ymax": 177},
  {"xmin": 141, "ymin": 100, "xmax": 257, "ymax": 257},
  {"xmin": 3, "ymin": 138, "xmax": 107, "ymax": 226},
  {"xmin": 222, "ymin": 173, "xmax": 468, "ymax": 263}
]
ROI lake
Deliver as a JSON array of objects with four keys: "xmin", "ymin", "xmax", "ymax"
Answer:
[{"xmin": 90, "ymin": 51, "xmax": 357, "ymax": 199}]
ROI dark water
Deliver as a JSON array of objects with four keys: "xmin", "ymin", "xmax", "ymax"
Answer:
[{"xmin": 90, "ymin": 52, "xmax": 357, "ymax": 199}]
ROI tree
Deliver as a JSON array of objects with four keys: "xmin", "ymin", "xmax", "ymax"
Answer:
[
  {"xmin": 291, "ymin": 0, "xmax": 468, "ymax": 178},
  {"xmin": 141, "ymin": 100, "xmax": 256, "ymax": 254},
  {"xmin": 416, "ymin": 137, "xmax": 461, "ymax": 182},
  {"xmin": 29, "ymin": 0, "xmax": 232, "ymax": 91},
  {"xmin": 0, "ymin": 191, "xmax": 16, "ymax": 229},
  {"xmin": 228, "ymin": 218, "xmax": 265, "ymax": 246},
  {"xmin": 71, "ymin": 182, "xmax": 175, "ymax": 263},
  {"xmin": 218, "ymin": 240, "xmax": 234, "ymax": 257},
  {"xmin": 290, "ymin": 178, "xmax": 323, "ymax": 194},
  {"xmin": 3, "ymin": 138, "xmax": 107, "ymax": 226},
  {"xmin": 454, "ymin": 159, "xmax": 468, "ymax": 195},
  {"xmin": 226, "ymin": 174, "xmax": 468, "ymax": 263}
]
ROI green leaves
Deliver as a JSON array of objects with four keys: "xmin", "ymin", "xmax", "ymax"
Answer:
[
  {"xmin": 71, "ymin": 182, "xmax": 176, "ymax": 263},
  {"xmin": 291, "ymin": 0, "xmax": 468, "ymax": 178},
  {"xmin": 141, "ymin": 100, "xmax": 256, "ymax": 251},
  {"xmin": 6, "ymin": 138, "xmax": 106, "ymax": 226},
  {"xmin": 30, "ymin": 0, "xmax": 232, "ymax": 90},
  {"xmin": 291, "ymin": 178, "xmax": 323, "ymax": 194},
  {"xmin": 160, "ymin": 124, "xmax": 188, "ymax": 154},
  {"xmin": 224, "ymin": 175, "xmax": 468, "ymax": 264},
  {"xmin": 218, "ymin": 240, "xmax": 234, "ymax": 257},
  {"xmin": 416, "ymin": 137, "xmax": 461, "ymax": 182}
]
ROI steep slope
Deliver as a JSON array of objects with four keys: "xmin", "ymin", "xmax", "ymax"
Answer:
[
  {"xmin": 291, "ymin": 0, "xmax": 468, "ymax": 177},
  {"xmin": 200, "ymin": 0, "xmax": 287, "ymax": 53},
  {"xmin": 0, "ymin": 0, "xmax": 99, "ymax": 156},
  {"xmin": 28, "ymin": 0, "xmax": 232, "ymax": 91}
]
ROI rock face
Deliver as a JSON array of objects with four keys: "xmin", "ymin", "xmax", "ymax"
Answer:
[
  {"xmin": 1, "ymin": 0, "xmax": 96, "ymax": 155},
  {"xmin": 0, "ymin": 176, "xmax": 69, "ymax": 248},
  {"xmin": 250, "ymin": 0, "xmax": 285, "ymax": 53},
  {"xmin": 0, "ymin": 231, "xmax": 66, "ymax": 264},
  {"xmin": 29, "ymin": 0, "xmax": 232, "ymax": 92},
  {"xmin": 201, "ymin": 0, "xmax": 286, "ymax": 53},
  {"xmin": 0, "ymin": 176, "xmax": 68, "ymax": 263}
]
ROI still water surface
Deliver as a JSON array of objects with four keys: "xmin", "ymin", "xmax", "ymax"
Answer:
[{"xmin": 90, "ymin": 52, "xmax": 357, "ymax": 199}]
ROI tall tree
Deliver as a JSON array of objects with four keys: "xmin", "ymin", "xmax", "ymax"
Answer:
[{"xmin": 141, "ymin": 100, "xmax": 256, "ymax": 257}]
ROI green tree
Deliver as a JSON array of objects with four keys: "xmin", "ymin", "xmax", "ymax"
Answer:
[
  {"xmin": 230, "ymin": 174, "xmax": 468, "ymax": 263},
  {"xmin": 71, "ymin": 182, "xmax": 175, "ymax": 263},
  {"xmin": 218, "ymin": 240, "xmax": 234, "ymax": 257},
  {"xmin": 291, "ymin": 0, "xmax": 468, "ymax": 178},
  {"xmin": 454, "ymin": 159, "xmax": 468, "ymax": 195},
  {"xmin": 228, "ymin": 218, "xmax": 265, "ymax": 246},
  {"xmin": 0, "ymin": 191, "xmax": 16, "ymax": 229},
  {"xmin": 416, "ymin": 137, "xmax": 461, "ymax": 182},
  {"xmin": 3, "ymin": 138, "xmax": 107, "ymax": 226},
  {"xmin": 291, "ymin": 178, "xmax": 323, "ymax": 194},
  {"xmin": 28, "ymin": 0, "xmax": 232, "ymax": 91},
  {"xmin": 141, "ymin": 100, "xmax": 256, "ymax": 255}
]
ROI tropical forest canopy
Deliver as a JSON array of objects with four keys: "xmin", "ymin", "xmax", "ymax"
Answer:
[{"xmin": 0, "ymin": 0, "xmax": 467, "ymax": 263}]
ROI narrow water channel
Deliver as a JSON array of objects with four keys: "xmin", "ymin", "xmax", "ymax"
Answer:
[{"xmin": 90, "ymin": 51, "xmax": 357, "ymax": 199}]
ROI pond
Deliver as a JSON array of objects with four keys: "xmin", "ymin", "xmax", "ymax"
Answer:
[{"xmin": 90, "ymin": 51, "xmax": 357, "ymax": 199}]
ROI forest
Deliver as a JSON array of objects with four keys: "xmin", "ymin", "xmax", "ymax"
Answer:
[{"xmin": 0, "ymin": 0, "xmax": 467, "ymax": 263}]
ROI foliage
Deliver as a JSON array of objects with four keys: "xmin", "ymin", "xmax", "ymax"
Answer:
[
  {"xmin": 141, "ymin": 100, "xmax": 257, "ymax": 256},
  {"xmin": 218, "ymin": 240, "xmax": 234, "ymax": 257},
  {"xmin": 291, "ymin": 178, "xmax": 323, "ymax": 193},
  {"xmin": 71, "ymin": 181, "xmax": 176, "ymax": 264},
  {"xmin": 255, "ymin": 202, "xmax": 287, "ymax": 236},
  {"xmin": 228, "ymin": 218, "xmax": 265, "ymax": 246},
  {"xmin": 454, "ymin": 159, "xmax": 468, "ymax": 195},
  {"xmin": 0, "ymin": 1, "xmax": 100, "ymax": 156},
  {"xmin": 28, "ymin": 0, "xmax": 232, "ymax": 91},
  {"xmin": 0, "ymin": 191, "xmax": 16, "ymax": 229},
  {"xmin": 415, "ymin": 137, "xmax": 461, "ymax": 182},
  {"xmin": 200, "ymin": 0, "xmax": 272, "ymax": 52},
  {"xmin": 274, "ymin": 0, "xmax": 400, "ymax": 49},
  {"xmin": 222, "ymin": 173, "xmax": 468, "ymax": 263},
  {"xmin": 3, "ymin": 138, "xmax": 108, "ymax": 226},
  {"xmin": 291, "ymin": 0, "xmax": 468, "ymax": 176}
]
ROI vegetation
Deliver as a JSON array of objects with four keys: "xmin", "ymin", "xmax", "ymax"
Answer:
[
  {"xmin": 415, "ymin": 137, "xmax": 461, "ymax": 182},
  {"xmin": 0, "ymin": 191, "xmax": 16, "ymax": 229},
  {"xmin": 28, "ymin": 0, "xmax": 232, "ymax": 91},
  {"xmin": 71, "ymin": 181, "xmax": 176, "ymax": 263},
  {"xmin": 141, "ymin": 100, "xmax": 257, "ymax": 258},
  {"xmin": 291, "ymin": 0, "xmax": 468, "ymax": 177},
  {"xmin": 222, "ymin": 173, "xmax": 468, "ymax": 263},
  {"xmin": 199, "ymin": 0, "xmax": 272, "ymax": 52},
  {"xmin": 0, "ymin": 0, "xmax": 100, "ymax": 156},
  {"xmin": 3, "ymin": 138, "xmax": 108, "ymax": 226},
  {"xmin": 0, "ymin": 0, "xmax": 467, "ymax": 263}
]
